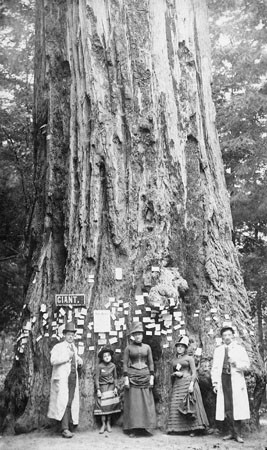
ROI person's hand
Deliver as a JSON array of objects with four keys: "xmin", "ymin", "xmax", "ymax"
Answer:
[
  {"xmin": 174, "ymin": 371, "xmax": 183, "ymax": 378},
  {"xmin": 188, "ymin": 382, "xmax": 194, "ymax": 393},
  {"xmin": 97, "ymin": 389, "xmax": 102, "ymax": 398},
  {"xmin": 213, "ymin": 385, "xmax": 218, "ymax": 394},
  {"xmin": 149, "ymin": 375, "xmax": 154, "ymax": 388},
  {"xmin": 114, "ymin": 387, "xmax": 118, "ymax": 396},
  {"xmin": 124, "ymin": 376, "xmax": 130, "ymax": 389}
]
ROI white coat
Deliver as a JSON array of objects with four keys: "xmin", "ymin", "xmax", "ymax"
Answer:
[
  {"xmin": 47, "ymin": 340, "xmax": 82, "ymax": 424},
  {"xmin": 211, "ymin": 341, "xmax": 250, "ymax": 421}
]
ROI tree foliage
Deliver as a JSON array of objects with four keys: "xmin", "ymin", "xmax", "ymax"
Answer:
[
  {"xmin": 208, "ymin": 0, "xmax": 267, "ymax": 356},
  {"xmin": 0, "ymin": 0, "xmax": 35, "ymax": 330}
]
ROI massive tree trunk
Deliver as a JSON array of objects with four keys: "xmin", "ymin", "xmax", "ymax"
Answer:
[{"xmin": 1, "ymin": 0, "xmax": 265, "ymax": 433}]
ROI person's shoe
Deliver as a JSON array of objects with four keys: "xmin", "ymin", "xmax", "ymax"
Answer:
[
  {"xmin": 235, "ymin": 435, "xmax": 244, "ymax": 443},
  {"xmin": 62, "ymin": 429, "xmax": 73, "ymax": 438},
  {"xmin": 223, "ymin": 434, "xmax": 233, "ymax": 440},
  {"xmin": 99, "ymin": 424, "xmax": 105, "ymax": 434},
  {"xmin": 106, "ymin": 422, "xmax": 112, "ymax": 433},
  {"xmin": 206, "ymin": 427, "xmax": 215, "ymax": 435}
]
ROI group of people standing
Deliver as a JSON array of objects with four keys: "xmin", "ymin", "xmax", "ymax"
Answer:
[{"xmin": 47, "ymin": 321, "xmax": 250, "ymax": 444}]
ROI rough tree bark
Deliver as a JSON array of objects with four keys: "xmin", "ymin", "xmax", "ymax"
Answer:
[{"xmin": 1, "ymin": 0, "xmax": 265, "ymax": 434}]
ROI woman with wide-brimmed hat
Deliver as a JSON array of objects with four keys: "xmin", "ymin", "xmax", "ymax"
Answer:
[
  {"xmin": 123, "ymin": 322, "xmax": 156, "ymax": 436},
  {"xmin": 167, "ymin": 336, "xmax": 209, "ymax": 435},
  {"xmin": 94, "ymin": 346, "xmax": 121, "ymax": 434}
]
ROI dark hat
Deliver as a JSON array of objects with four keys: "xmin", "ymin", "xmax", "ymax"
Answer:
[
  {"xmin": 175, "ymin": 335, "xmax": 189, "ymax": 348},
  {"xmin": 128, "ymin": 322, "xmax": 144, "ymax": 335},
  {"xmin": 98, "ymin": 346, "xmax": 114, "ymax": 360},
  {"xmin": 220, "ymin": 325, "xmax": 235, "ymax": 336},
  {"xmin": 63, "ymin": 322, "xmax": 76, "ymax": 334}
]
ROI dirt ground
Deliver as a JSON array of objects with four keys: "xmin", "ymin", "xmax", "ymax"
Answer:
[{"xmin": 1, "ymin": 425, "xmax": 267, "ymax": 450}]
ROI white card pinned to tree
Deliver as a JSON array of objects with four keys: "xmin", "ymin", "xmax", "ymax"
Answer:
[
  {"xmin": 146, "ymin": 331, "xmax": 153, "ymax": 336},
  {"xmin": 23, "ymin": 321, "xmax": 31, "ymax": 331},
  {"xmin": 109, "ymin": 337, "xmax": 118, "ymax": 344},
  {"xmin": 89, "ymin": 346, "xmax": 94, "ymax": 351},
  {"xmin": 115, "ymin": 268, "xmax": 123, "ymax": 280},
  {"xmin": 133, "ymin": 317, "xmax": 139, "ymax": 322},
  {"xmin": 151, "ymin": 266, "xmax": 160, "ymax": 272},
  {"xmin": 94, "ymin": 310, "xmax": 111, "ymax": 333},
  {"xmin": 78, "ymin": 343, "xmax": 85, "ymax": 355},
  {"xmin": 40, "ymin": 304, "xmax": 46, "ymax": 313},
  {"xmin": 195, "ymin": 347, "xmax": 202, "ymax": 356}
]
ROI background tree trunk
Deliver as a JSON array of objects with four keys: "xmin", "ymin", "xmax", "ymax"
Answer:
[{"xmin": 1, "ymin": 0, "xmax": 265, "ymax": 433}]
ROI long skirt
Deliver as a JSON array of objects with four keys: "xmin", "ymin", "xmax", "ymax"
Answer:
[
  {"xmin": 94, "ymin": 382, "xmax": 121, "ymax": 416},
  {"xmin": 167, "ymin": 376, "xmax": 209, "ymax": 433},
  {"xmin": 123, "ymin": 367, "xmax": 156, "ymax": 430}
]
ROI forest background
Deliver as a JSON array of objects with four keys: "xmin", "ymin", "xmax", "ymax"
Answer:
[{"xmin": 0, "ymin": 0, "xmax": 267, "ymax": 382}]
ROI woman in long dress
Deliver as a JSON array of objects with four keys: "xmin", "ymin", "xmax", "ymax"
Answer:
[
  {"xmin": 167, "ymin": 336, "xmax": 209, "ymax": 435},
  {"xmin": 123, "ymin": 322, "xmax": 156, "ymax": 436}
]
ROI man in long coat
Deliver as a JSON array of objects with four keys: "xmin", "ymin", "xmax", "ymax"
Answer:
[
  {"xmin": 211, "ymin": 325, "xmax": 250, "ymax": 443},
  {"xmin": 47, "ymin": 322, "xmax": 83, "ymax": 438}
]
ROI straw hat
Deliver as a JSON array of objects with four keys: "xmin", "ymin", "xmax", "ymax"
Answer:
[
  {"xmin": 175, "ymin": 335, "xmax": 189, "ymax": 348},
  {"xmin": 128, "ymin": 322, "xmax": 144, "ymax": 335},
  {"xmin": 98, "ymin": 346, "xmax": 114, "ymax": 360}
]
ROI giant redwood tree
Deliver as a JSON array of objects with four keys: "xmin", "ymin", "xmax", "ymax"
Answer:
[{"xmin": 1, "ymin": 0, "xmax": 265, "ymax": 433}]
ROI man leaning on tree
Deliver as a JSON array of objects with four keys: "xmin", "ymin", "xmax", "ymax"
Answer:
[
  {"xmin": 47, "ymin": 322, "xmax": 83, "ymax": 438},
  {"xmin": 211, "ymin": 325, "xmax": 250, "ymax": 443}
]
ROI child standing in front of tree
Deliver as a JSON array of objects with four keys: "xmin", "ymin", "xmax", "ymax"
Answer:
[{"xmin": 94, "ymin": 347, "xmax": 121, "ymax": 433}]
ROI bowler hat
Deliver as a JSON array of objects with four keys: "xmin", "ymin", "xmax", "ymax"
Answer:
[
  {"xmin": 63, "ymin": 322, "xmax": 76, "ymax": 334},
  {"xmin": 98, "ymin": 346, "xmax": 114, "ymax": 360},
  {"xmin": 175, "ymin": 335, "xmax": 189, "ymax": 348},
  {"xmin": 128, "ymin": 322, "xmax": 144, "ymax": 335},
  {"xmin": 220, "ymin": 325, "xmax": 235, "ymax": 336}
]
